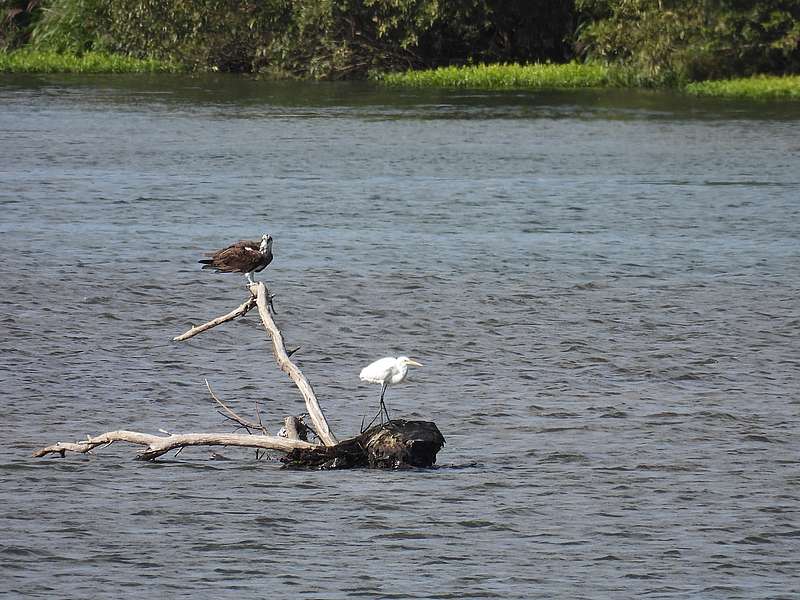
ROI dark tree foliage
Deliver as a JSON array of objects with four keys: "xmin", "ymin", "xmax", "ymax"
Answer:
[
  {"xmin": 9, "ymin": 0, "xmax": 579, "ymax": 76},
  {"xmin": 418, "ymin": 1, "xmax": 577, "ymax": 66},
  {"xmin": 95, "ymin": 0, "xmax": 289, "ymax": 73},
  {"xmin": 0, "ymin": 0, "xmax": 42, "ymax": 49},
  {"xmin": 576, "ymin": 0, "xmax": 800, "ymax": 84},
  {"xmin": 3, "ymin": 0, "xmax": 798, "ymax": 80},
  {"xmin": 269, "ymin": 0, "xmax": 577, "ymax": 76}
]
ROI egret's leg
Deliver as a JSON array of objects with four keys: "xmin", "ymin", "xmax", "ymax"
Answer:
[
  {"xmin": 364, "ymin": 384, "xmax": 391, "ymax": 431},
  {"xmin": 379, "ymin": 383, "xmax": 392, "ymax": 424},
  {"xmin": 363, "ymin": 384, "xmax": 387, "ymax": 430},
  {"xmin": 364, "ymin": 405, "xmax": 382, "ymax": 430}
]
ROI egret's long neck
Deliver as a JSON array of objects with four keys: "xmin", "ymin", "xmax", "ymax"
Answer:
[{"xmin": 397, "ymin": 363, "xmax": 408, "ymax": 382}]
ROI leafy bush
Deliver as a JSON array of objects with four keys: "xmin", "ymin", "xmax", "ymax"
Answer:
[
  {"xmin": 13, "ymin": 0, "xmax": 580, "ymax": 77},
  {"xmin": 4, "ymin": 0, "xmax": 800, "ymax": 80},
  {"xmin": 576, "ymin": 0, "xmax": 800, "ymax": 84},
  {"xmin": 28, "ymin": 0, "xmax": 106, "ymax": 53}
]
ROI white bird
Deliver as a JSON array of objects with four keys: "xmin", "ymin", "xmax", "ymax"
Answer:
[{"xmin": 359, "ymin": 356, "xmax": 422, "ymax": 426}]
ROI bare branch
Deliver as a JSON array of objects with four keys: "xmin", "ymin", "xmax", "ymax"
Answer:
[
  {"xmin": 253, "ymin": 282, "xmax": 338, "ymax": 446},
  {"xmin": 204, "ymin": 379, "xmax": 268, "ymax": 435},
  {"xmin": 254, "ymin": 400, "xmax": 267, "ymax": 432},
  {"xmin": 173, "ymin": 296, "xmax": 257, "ymax": 341},
  {"xmin": 32, "ymin": 430, "xmax": 316, "ymax": 460}
]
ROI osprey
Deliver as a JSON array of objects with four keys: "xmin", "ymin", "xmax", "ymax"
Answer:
[{"xmin": 199, "ymin": 234, "xmax": 273, "ymax": 285}]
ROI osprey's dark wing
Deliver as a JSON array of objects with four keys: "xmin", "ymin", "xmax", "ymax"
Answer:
[{"xmin": 199, "ymin": 239, "xmax": 267, "ymax": 274}]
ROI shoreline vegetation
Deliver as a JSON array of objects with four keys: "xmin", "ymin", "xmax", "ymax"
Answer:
[
  {"xmin": 378, "ymin": 62, "xmax": 613, "ymax": 90},
  {"xmin": 3, "ymin": 50, "xmax": 798, "ymax": 100},
  {"xmin": 1, "ymin": 2, "xmax": 798, "ymax": 99},
  {"xmin": 0, "ymin": 50, "xmax": 181, "ymax": 74},
  {"xmin": 684, "ymin": 74, "xmax": 800, "ymax": 99},
  {"xmin": 378, "ymin": 63, "xmax": 800, "ymax": 99}
]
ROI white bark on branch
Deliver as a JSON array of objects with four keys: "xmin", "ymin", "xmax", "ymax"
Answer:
[
  {"xmin": 173, "ymin": 296, "xmax": 257, "ymax": 341},
  {"xmin": 32, "ymin": 430, "xmax": 315, "ymax": 460},
  {"xmin": 253, "ymin": 282, "xmax": 338, "ymax": 446}
]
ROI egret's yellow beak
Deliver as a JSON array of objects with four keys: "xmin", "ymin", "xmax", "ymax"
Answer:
[{"xmin": 406, "ymin": 359, "xmax": 422, "ymax": 367}]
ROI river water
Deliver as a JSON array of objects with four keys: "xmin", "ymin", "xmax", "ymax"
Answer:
[{"xmin": 1, "ymin": 74, "xmax": 798, "ymax": 599}]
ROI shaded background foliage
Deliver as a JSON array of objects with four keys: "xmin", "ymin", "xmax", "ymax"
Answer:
[
  {"xmin": 0, "ymin": 0, "xmax": 42, "ymax": 48},
  {"xmin": 577, "ymin": 0, "xmax": 800, "ymax": 84},
  {"xmin": 1, "ymin": 0, "xmax": 799, "ymax": 80}
]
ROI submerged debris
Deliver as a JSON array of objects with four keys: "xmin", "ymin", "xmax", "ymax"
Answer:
[{"xmin": 282, "ymin": 420, "xmax": 445, "ymax": 470}]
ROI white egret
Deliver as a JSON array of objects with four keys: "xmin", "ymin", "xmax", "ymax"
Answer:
[{"xmin": 359, "ymin": 356, "xmax": 422, "ymax": 426}]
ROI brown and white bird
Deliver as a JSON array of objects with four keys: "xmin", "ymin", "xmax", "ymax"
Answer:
[{"xmin": 199, "ymin": 234, "xmax": 273, "ymax": 284}]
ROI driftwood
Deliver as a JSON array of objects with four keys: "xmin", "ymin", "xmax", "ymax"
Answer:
[
  {"xmin": 33, "ymin": 430, "xmax": 315, "ymax": 460},
  {"xmin": 283, "ymin": 420, "xmax": 445, "ymax": 470},
  {"xmin": 33, "ymin": 280, "xmax": 444, "ymax": 468}
]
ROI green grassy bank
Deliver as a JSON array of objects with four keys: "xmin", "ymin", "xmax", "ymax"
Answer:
[
  {"xmin": 379, "ymin": 63, "xmax": 800, "ymax": 100},
  {"xmin": 379, "ymin": 62, "xmax": 613, "ymax": 90},
  {"xmin": 0, "ymin": 50, "xmax": 182, "ymax": 74},
  {"xmin": 684, "ymin": 75, "xmax": 800, "ymax": 99}
]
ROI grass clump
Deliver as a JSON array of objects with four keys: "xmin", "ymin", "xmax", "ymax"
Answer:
[
  {"xmin": 379, "ymin": 62, "xmax": 613, "ymax": 90},
  {"xmin": 380, "ymin": 62, "xmax": 800, "ymax": 100},
  {"xmin": 0, "ymin": 50, "xmax": 183, "ymax": 73},
  {"xmin": 684, "ymin": 75, "xmax": 800, "ymax": 99}
]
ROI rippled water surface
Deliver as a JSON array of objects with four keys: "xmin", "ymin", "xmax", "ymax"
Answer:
[{"xmin": 1, "ymin": 74, "xmax": 799, "ymax": 599}]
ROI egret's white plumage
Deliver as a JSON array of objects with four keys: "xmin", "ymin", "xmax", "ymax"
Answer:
[{"xmin": 360, "ymin": 356, "xmax": 422, "ymax": 426}]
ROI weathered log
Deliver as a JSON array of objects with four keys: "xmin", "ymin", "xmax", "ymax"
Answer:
[
  {"xmin": 32, "ymin": 430, "xmax": 316, "ymax": 460},
  {"xmin": 282, "ymin": 420, "xmax": 445, "ymax": 470}
]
